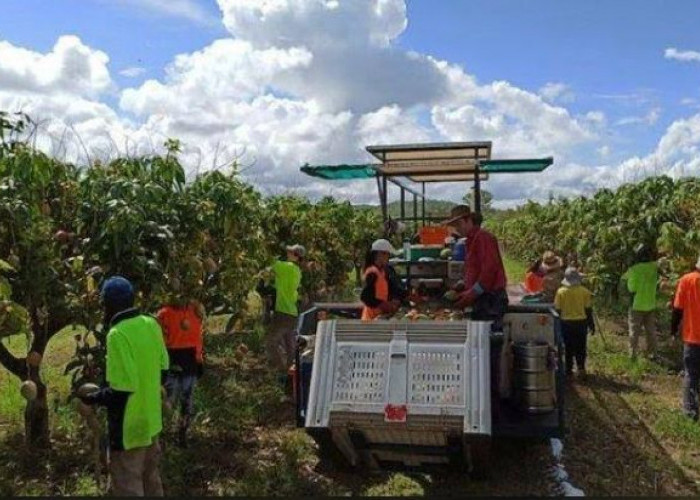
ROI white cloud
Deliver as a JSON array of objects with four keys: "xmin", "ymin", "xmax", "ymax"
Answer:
[
  {"xmin": 681, "ymin": 97, "xmax": 700, "ymax": 108},
  {"xmin": 218, "ymin": 0, "xmax": 408, "ymax": 49},
  {"xmin": 432, "ymin": 76, "xmax": 594, "ymax": 158},
  {"xmin": 356, "ymin": 105, "xmax": 433, "ymax": 146},
  {"xmin": 0, "ymin": 35, "xmax": 112, "ymax": 98},
  {"xmin": 539, "ymin": 82, "xmax": 575, "ymax": 103},
  {"xmin": 592, "ymin": 90, "xmax": 656, "ymax": 107},
  {"xmin": 615, "ymin": 107, "xmax": 661, "ymax": 126},
  {"xmin": 585, "ymin": 111, "xmax": 606, "ymax": 124},
  {"xmin": 120, "ymin": 39, "xmax": 313, "ymax": 116},
  {"xmin": 664, "ymin": 47, "xmax": 700, "ymax": 63},
  {"xmin": 215, "ymin": 0, "xmax": 449, "ymax": 113},
  {"xmin": 4, "ymin": 0, "xmax": 684, "ymax": 207},
  {"xmin": 119, "ymin": 66, "xmax": 146, "ymax": 78},
  {"xmin": 102, "ymin": 0, "xmax": 218, "ymax": 25}
]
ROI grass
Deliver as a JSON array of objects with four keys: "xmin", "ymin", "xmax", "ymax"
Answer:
[{"xmin": 502, "ymin": 254, "xmax": 528, "ymax": 285}]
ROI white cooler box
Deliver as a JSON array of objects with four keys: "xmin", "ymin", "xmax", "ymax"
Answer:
[{"xmin": 305, "ymin": 319, "xmax": 493, "ymax": 468}]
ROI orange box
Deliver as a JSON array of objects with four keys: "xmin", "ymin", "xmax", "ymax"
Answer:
[{"xmin": 419, "ymin": 226, "xmax": 449, "ymax": 245}]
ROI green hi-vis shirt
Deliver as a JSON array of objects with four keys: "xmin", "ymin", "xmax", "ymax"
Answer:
[
  {"xmin": 623, "ymin": 261, "xmax": 658, "ymax": 312},
  {"xmin": 273, "ymin": 260, "xmax": 302, "ymax": 317},
  {"xmin": 106, "ymin": 315, "xmax": 169, "ymax": 450}
]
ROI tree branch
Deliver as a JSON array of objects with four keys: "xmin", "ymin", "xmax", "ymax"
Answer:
[{"xmin": 0, "ymin": 339, "xmax": 27, "ymax": 379}]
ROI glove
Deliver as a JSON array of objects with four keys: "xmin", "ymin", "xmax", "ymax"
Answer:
[
  {"xmin": 196, "ymin": 363, "xmax": 204, "ymax": 378},
  {"xmin": 454, "ymin": 290, "xmax": 476, "ymax": 310},
  {"xmin": 589, "ymin": 327, "xmax": 596, "ymax": 336}
]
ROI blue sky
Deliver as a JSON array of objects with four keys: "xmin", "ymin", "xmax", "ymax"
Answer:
[
  {"xmin": 1, "ymin": 0, "xmax": 700, "ymax": 204},
  {"xmin": 403, "ymin": 0, "xmax": 700, "ymax": 159}
]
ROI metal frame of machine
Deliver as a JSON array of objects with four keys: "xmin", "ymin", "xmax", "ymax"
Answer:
[{"xmin": 301, "ymin": 141, "xmax": 553, "ymax": 232}]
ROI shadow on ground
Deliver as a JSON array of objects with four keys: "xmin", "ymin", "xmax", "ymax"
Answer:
[{"xmin": 564, "ymin": 373, "xmax": 698, "ymax": 496}]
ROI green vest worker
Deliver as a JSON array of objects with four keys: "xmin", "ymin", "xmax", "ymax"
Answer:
[
  {"xmin": 266, "ymin": 244, "xmax": 304, "ymax": 374},
  {"xmin": 79, "ymin": 275, "xmax": 169, "ymax": 497},
  {"xmin": 622, "ymin": 246, "xmax": 658, "ymax": 359}
]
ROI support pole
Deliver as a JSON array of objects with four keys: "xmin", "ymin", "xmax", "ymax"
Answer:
[
  {"xmin": 413, "ymin": 194, "xmax": 418, "ymax": 235},
  {"xmin": 382, "ymin": 175, "xmax": 388, "ymax": 221},
  {"xmin": 377, "ymin": 175, "xmax": 387, "ymax": 224},
  {"xmin": 421, "ymin": 183, "xmax": 426, "ymax": 227},
  {"xmin": 473, "ymin": 162, "xmax": 482, "ymax": 215}
]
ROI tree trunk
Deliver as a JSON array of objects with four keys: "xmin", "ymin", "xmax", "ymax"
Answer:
[
  {"xmin": 24, "ymin": 374, "xmax": 50, "ymax": 448},
  {"xmin": 1, "ymin": 322, "xmax": 61, "ymax": 449}
]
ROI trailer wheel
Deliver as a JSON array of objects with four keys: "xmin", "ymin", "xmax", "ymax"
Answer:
[{"xmin": 468, "ymin": 438, "xmax": 493, "ymax": 481}]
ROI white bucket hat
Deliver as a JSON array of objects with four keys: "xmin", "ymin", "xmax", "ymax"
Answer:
[
  {"xmin": 371, "ymin": 239, "xmax": 396, "ymax": 254},
  {"xmin": 562, "ymin": 267, "xmax": 583, "ymax": 287}
]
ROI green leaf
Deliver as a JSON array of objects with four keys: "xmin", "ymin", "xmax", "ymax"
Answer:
[
  {"xmin": 0, "ymin": 277, "xmax": 11, "ymax": 300},
  {"xmin": 0, "ymin": 259, "xmax": 15, "ymax": 273}
]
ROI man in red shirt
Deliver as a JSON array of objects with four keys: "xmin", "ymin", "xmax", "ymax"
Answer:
[
  {"xmin": 446, "ymin": 207, "xmax": 508, "ymax": 330},
  {"xmin": 671, "ymin": 259, "xmax": 700, "ymax": 421},
  {"xmin": 157, "ymin": 299, "xmax": 205, "ymax": 447}
]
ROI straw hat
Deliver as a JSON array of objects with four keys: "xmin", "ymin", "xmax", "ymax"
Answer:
[
  {"xmin": 442, "ymin": 205, "xmax": 471, "ymax": 226},
  {"xmin": 541, "ymin": 251, "xmax": 562, "ymax": 272}
]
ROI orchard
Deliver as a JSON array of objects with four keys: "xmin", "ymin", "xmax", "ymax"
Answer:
[
  {"xmin": 0, "ymin": 111, "xmax": 381, "ymax": 448},
  {"xmin": 492, "ymin": 175, "xmax": 700, "ymax": 302}
]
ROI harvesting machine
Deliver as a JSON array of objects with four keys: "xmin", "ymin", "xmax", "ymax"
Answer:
[{"xmin": 292, "ymin": 142, "xmax": 563, "ymax": 476}]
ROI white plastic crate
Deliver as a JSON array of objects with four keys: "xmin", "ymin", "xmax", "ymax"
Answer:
[{"xmin": 305, "ymin": 319, "xmax": 492, "ymax": 436}]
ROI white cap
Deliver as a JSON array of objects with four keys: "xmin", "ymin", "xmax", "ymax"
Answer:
[
  {"xmin": 371, "ymin": 239, "xmax": 396, "ymax": 254},
  {"xmin": 286, "ymin": 244, "xmax": 306, "ymax": 257}
]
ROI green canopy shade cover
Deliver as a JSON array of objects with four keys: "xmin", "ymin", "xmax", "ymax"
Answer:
[
  {"xmin": 300, "ymin": 163, "xmax": 377, "ymax": 180},
  {"xmin": 480, "ymin": 157, "xmax": 553, "ymax": 173}
]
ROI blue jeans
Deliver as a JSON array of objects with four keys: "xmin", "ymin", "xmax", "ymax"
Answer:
[
  {"xmin": 683, "ymin": 343, "xmax": 700, "ymax": 420},
  {"xmin": 164, "ymin": 372, "xmax": 197, "ymax": 421}
]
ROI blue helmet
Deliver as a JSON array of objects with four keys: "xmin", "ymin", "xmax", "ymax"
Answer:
[{"xmin": 100, "ymin": 275, "xmax": 135, "ymax": 309}]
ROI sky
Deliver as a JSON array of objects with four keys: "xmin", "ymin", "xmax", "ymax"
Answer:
[{"xmin": 1, "ymin": 0, "xmax": 700, "ymax": 206}]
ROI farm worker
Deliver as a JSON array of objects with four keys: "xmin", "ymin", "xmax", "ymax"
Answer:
[
  {"xmin": 523, "ymin": 258, "xmax": 544, "ymax": 294},
  {"xmin": 555, "ymin": 267, "xmax": 595, "ymax": 379},
  {"xmin": 156, "ymin": 298, "xmax": 205, "ymax": 448},
  {"xmin": 541, "ymin": 251, "xmax": 565, "ymax": 303},
  {"xmin": 266, "ymin": 244, "xmax": 305, "ymax": 373},
  {"xmin": 445, "ymin": 207, "xmax": 508, "ymax": 330},
  {"xmin": 565, "ymin": 251, "xmax": 581, "ymax": 271},
  {"xmin": 622, "ymin": 245, "xmax": 658, "ymax": 360},
  {"xmin": 360, "ymin": 239, "xmax": 408, "ymax": 320},
  {"xmin": 670, "ymin": 257, "xmax": 700, "ymax": 421},
  {"xmin": 445, "ymin": 207, "xmax": 508, "ymax": 422},
  {"xmin": 78, "ymin": 276, "xmax": 169, "ymax": 497}
]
